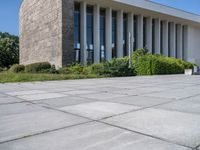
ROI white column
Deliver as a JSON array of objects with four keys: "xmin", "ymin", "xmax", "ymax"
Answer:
[
  {"xmin": 93, "ymin": 4, "xmax": 100, "ymax": 63},
  {"xmin": 154, "ymin": 19, "xmax": 160, "ymax": 54},
  {"xmin": 117, "ymin": 10, "xmax": 123, "ymax": 58},
  {"xmin": 127, "ymin": 12, "xmax": 133, "ymax": 56},
  {"xmin": 80, "ymin": 2, "xmax": 87, "ymax": 65},
  {"xmin": 162, "ymin": 20, "xmax": 168, "ymax": 57},
  {"xmin": 177, "ymin": 24, "xmax": 183, "ymax": 59},
  {"xmin": 106, "ymin": 7, "xmax": 112, "ymax": 61},
  {"xmin": 146, "ymin": 17, "xmax": 152, "ymax": 53},
  {"xmin": 169, "ymin": 22, "xmax": 176, "ymax": 57},
  {"xmin": 137, "ymin": 14, "xmax": 143, "ymax": 49}
]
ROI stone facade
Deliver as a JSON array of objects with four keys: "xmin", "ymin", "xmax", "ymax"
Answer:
[{"xmin": 20, "ymin": 0, "xmax": 74, "ymax": 68}]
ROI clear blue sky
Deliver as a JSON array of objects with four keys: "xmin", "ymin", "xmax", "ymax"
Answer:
[{"xmin": 0, "ymin": 0, "xmax": 200, "ymax": 36}]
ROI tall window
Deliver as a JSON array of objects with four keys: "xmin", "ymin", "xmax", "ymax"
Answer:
[
  {"xmin": 112, "ymin": 11, "xmax": 117, "ymax": 58},
  {"xmin": 168, "ymin": 22, "xmax": 171, "ymax": 56},
  {"xmin": 160, "ymin": 21, "xmax": 163, "ymax": 55},
  {"xmin": 175, "ymin": 24, "xmax": 178, "ymax": 58},
  {"xmin": 100, "ymin": 9, "xmax": 106, "ymax": 62},
  {"xmin": 123, "ymin": 13, "xmax": 127, "ymax": 56},
  {"xmin": 74, "ymin": 3, "xmax": 81, "ymax": 62},
  {"xmin": 182, "ymin": 26, "xmax": 185, "ymax": 59},
  {"xmin": 143, "ymin": 17, "xmax": 147, "ymax": 48},
  {"xmin": 133, "ymin": 15, "xmax": 137, "ymax": 51},
  {"xmin": 152, "ymin": 19, "xmax": 155, "ymax": 54},
  {"xmin": 86, "ymin": 6, "xmax": 94, "ymax": 64}
]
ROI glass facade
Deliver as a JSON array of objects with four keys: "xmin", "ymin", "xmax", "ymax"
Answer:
[
  {"xmin": 100, "ymin": 9, "xmax": 106, "ymax": 62},
  {"xmin": 182, "ymin": 26, "xmax": 185, "ymax": 59},
  {"xmin": 175, "ymin": 24, "xmax": 178, "ymax": 58},
  {"xmin": 143, "ymin": 17, "xmax": 147, "ymax": 48},
  {"xmin": 86, "ymin": 6, "xmax": 94, "ymax": 64},
  {"xmin": 123, "ymin": 13, "xmax": 128, "ymax": 56},
  {"xmin": 168, "ymin": 22, "xmax": 171, "ymax": 56},
  {"xmin": 160, "ymin": 21, "xmax": 163, "ymax": 55},
  {"xmin": 133, "ymin": 15, "xmax": 137, "ymax": 51},
  {"xmin": 74, "ymin": 3, "xmax": 81, "ymax": 62},
  {"xmin": 152, "ymin": 19, "xmax": 155, "ymax": 54},
  {"xmin": 112, "ymin": 11, "xmax": 117, "ymax": 58},
  {"xmin": 72, "ymin": 2, "xmax": 186, "ymax": 64}
]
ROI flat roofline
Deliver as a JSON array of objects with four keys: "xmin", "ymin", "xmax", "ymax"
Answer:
[
  {"xmin": 20, "ymin": 0, "xmax": 200, "ymax": 24},
  {"xmin": 114, "ymin": 0, "xmax": 200, "ymax": 24},
  {"xmin": 147, "ymin": 0, "xmax": 200, "ymax": 17}
]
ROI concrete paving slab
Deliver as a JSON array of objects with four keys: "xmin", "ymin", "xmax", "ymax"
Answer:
[
  {"xmin": 110, "ymin": 87, "xmax": 166, "ymax": 96},
  {"xmin": 0, "ymin": 109, "xmax": 89, "ymax": 143},
  {"xmin": 0, "ymin": 122, "xmax": 191, "ymax": 150},
  {"xmin": 88, "ymin": 86, "xmax": 131, "ymax": 92},
  {"xmin": 17, "ymin": 93, "xmax": 66, "ymax": 101},
  {"xmin": 0, "ymin": 85, "xmax": 26, "ymax": 92},
  {"xmin": 0, "ymin": 102, "xmax": 44, "ymax": 116},
  {"xmin": 6, "ymin": 90, "xmax": 47, "ymax": 96},
  {"xmin": 154, "ymin": 99, "xmax": 200, "ymax": 115},
  {"xmin": 103, "ymin": 108, "xmax": 200, "ymax": 148},
  {"xmin": 61, "ymin": 90, "xmax": 99, "ymax": 96},
  {"xmin": 143, "ymin": 88, "xmax": 200, "ymax": 100},
  {"xmin": 0, "ymin": 93, "xmax": 7, "ymax": 97},
  {"xmin": 1, "ymin": 75, "xmax": 200, "ymax": 149},
  {"xmin": 42, "ymin": 87, "xmax": 75, "ymax": 93},
  {"xmin": 99, "ymin": 95, "xmax": 173, "ymax": 107},
  {"xmin": 78, "ymin": 92, "xmax": 126, "ymax": 100},
  {"xmin": 59, "ymin": 102, "xmax": 140, "ymax": 120},
  {"xmin": 0, "ymin": 96, "xmax": 23, "ymax": 104},
  {"xmin": 185, "ymin": 95, "xmax": 200, "ymax": 103},
  {"xmin": 34, "ymin": 96, "xmax": 95, "ymax": 107}
]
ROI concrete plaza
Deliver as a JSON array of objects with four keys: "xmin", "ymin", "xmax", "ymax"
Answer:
[{"xmin": 0, "ymin": 75, "xmax": 200, "ymax": 150}]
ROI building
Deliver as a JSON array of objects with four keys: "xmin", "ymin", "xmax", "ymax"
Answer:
[{"xmin": 19, "ymin": 0, "xmax": 200, "ymax": 68}]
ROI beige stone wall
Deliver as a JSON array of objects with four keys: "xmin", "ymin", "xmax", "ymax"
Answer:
[{"xmin": 20, "ymin": 0, "xmax": 63, "ymax": 68}]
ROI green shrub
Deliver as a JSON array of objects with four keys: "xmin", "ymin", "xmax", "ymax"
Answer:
[
  {"xmin": 104, "ymin": 57, "xmax": 136, "ymax": 77},
  {"xmin": 9, "ymin": 64, "xmax": 25, "ymax": 73},
  {"xmin": 0, "ymin": 67, "xmax": 4, "ymax": 72},
  {"xmin": 25, "ymin": 62, "xmax": 51, "ymax": 73},
  {"xmin": 134, "ymin": 54, "xmax": 194, "ymax": 75},
  {"xmin": 87, "ymin": 63, "xmax": 105, "ymax": 75},
  {"xmin": 59, "ymin": 64, "xmax": 84, "ymax": 74},
  {"xmin": 132, "ymin": 48, "xmax": 148, "ymax": 64},
  {"xmin": 39, "ymin": 65, "xmax": 59, "ymax": 74}
]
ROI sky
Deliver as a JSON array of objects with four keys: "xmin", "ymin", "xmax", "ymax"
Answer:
[{"xmin": 0, "ymin": 0, "xmax": 200, "ymax": 36}]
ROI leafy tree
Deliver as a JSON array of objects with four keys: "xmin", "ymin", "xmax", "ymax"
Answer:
[{"xmin": 0, "ymin": 32, "xmax": 19, "ymax": 68}]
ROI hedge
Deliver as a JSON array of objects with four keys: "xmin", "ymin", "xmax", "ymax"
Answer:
[
  {"xmin": 25, "ymin": 62, "xmax": 51, "ymax": 73},
  {"xmin": 9, "ymin": 64, "xmax": 25, "ymax": 73},
  {"xmin": 103, "ymin": 57, "xmax": 136, "ymax": 77},
  {"xmin": 59, "ymin": 64, "xmax": 84, "ymax": 74},
  {"xmin": 134, "ymin": 53, "xmax": 194, "ymax": 75},
  {"xmin": 0, "ymin": 67, "xmax": 3, "ymax": 72}
]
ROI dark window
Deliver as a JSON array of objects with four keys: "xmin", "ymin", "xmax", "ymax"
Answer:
[
  {"xmin": 133, "ymin": 15, "xmax": 137, "ymax": 51},
  {"xmin": 74, "ymin": 3, "xmax": 81, "ymax": 62},
  {"xmin": 143, "ymin": 17, "xmax": 147, "ymax": 48},
  {"xmin": 175, "ymin": 24, "xmax": 178, "ymax": 58},
  {"xmin": 182, "ymin": 26, "xmax": 185, "ymax": 59},
  {"xmin": 160, "ymin": 21, "xmax": 163, "ymax": 55},
  {"xmin": 123, "ymin": 13, "xmax": 128, "ymax": 56},
  {"xmin": 112, "ymin": 11, "xmax": 117, "ymax": 58},
  {"xmin": 100, "ymin": 9, "xmax": 106, "ymax": 62},
  {"xmin": 152, "ymin": 19, "xmax": 155, "ymax": 54},
  {"xmin": 168, "ymin": 22, "xmax": 171, "ymax": 56},
  {"xmin": 87, "ymin": 6, "xmax": 94, "ymax": 64}
]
